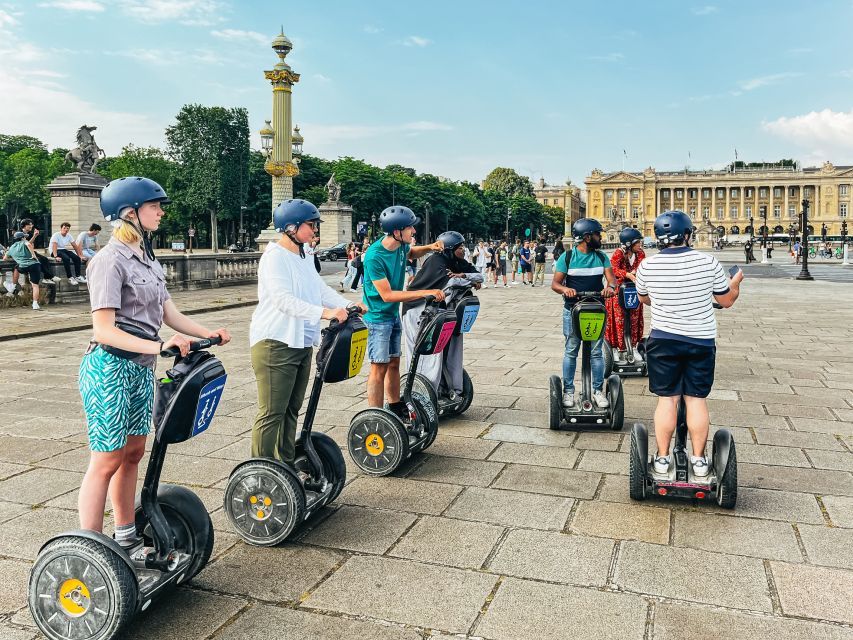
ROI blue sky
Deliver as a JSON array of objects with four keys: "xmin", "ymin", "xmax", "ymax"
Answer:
[{"xmin": 2, "ymin": 0, "xmax": 852, "ymax": 185}]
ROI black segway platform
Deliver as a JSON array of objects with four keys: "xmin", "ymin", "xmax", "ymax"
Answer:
[
  {"xmin": 224, "ymin": 310, "xmax": 365, "ymax": 546},
  {"xmin": 29, "ymin": 338, "xmax": 225, "ymax": 640}
]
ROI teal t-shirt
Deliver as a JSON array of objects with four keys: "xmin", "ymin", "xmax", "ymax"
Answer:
[
  {"xmin": 363, "ymin": 237, "xmax": 410, "ymax": 322},
  {"xmin": 7, "ymin": 241, "xmax": 37, "ymax": 268},
  {"xmin": 555, "ymin": 248, "xmax": 608, "ymax": 308}
]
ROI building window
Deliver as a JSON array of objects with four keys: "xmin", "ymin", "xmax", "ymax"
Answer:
[
  {"xmin": 730, "ymin": 205, "xmax": 738, "ymax": 218},
  {"xmin": 618, "ymin": 189, "xmax": 626, "ymax": 199},
  {"xmin": 730, "ymin": 188, "xmax": 738, "ymax": 198},
  {"xmin": 717, "ymin": 188, "xmax": 725, "ymax": 198},
  {"xmin": 703, "ymin": 206, "xmax": 710, "ymax": 218},
  {"xmin": 759, "ymin": 187, "xmax": 767, "ymax": 198},
  {"xmin": 716, "ymin": 206, "xmax": 724, "ymax": 220},
  {"xmin": 745, "ymin": 205, "xmax": 752, "ymax": 218},
  {"xmin": 703, "ymin": 189, "xmax": 711, "ymax": 198},
  {"xmin": 631, "ymin": 189, "xmax": 640, "ymax": 199},
  {"xmin": 774, "ymin": 187, "xmax": 782, "ymax": 197},
  {"xmin": 788, "ymin": 205, "xmax": 796, "ymax": 217},
  {"xmin": 841, "ymin": 203, "xmax": 849, "ymax": 218},
  {"xmin": 789, "ymin": 187, "xmax": 797, "ymax": 197},
  {"xmin": 619, "ymin": 206, "xmax": 626, "ymax": 219},
  {"xmin": 804, "ymin": 187, "xmax": 812, "ymax": 197},
  {"xmin": 745, "ymin": 188, "xmax": 753, "ymax": 198},
  {"xmin": 661, "ymin": 189, "xmax": 669, "ymax": 199},
  {"xmin": 632, "ymin": 206, "xmax": 640, "ymax": 219},
  {"xmin": 773, "ymin": 205, "xmax": 781, "ymax": 218},
  {"xmin": 605, "ymin": 189, "xmax": 613, "ymax": 199},
  {"xmin": 841, "ymin": 185, "xmax": 849, "ymax": 196},
  {"xmin": 675, "ymin": 189, "xmax": 683, "ymax": 199}
]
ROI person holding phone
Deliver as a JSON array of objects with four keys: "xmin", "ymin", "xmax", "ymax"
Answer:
[{"xmin": 634, "ymin": 210, "xmax": 743, "ymax": 479}]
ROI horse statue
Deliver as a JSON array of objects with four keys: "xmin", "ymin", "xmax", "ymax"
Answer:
[{"xmin": 65, "ymin": 125, "xmax": 105, "ymax": 174}]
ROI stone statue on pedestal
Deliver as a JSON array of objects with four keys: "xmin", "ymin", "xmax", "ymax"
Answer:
[
  {"xmin": 319, "ymin": 173, "xmax": 353, "ymax": 247},
  {"xmin": 65, "ymin": 125, "xmax": 105, "ymax": 174},
  {"xmin": 325, "ymin": 173, "xmax": 341, "ymax": 203}
]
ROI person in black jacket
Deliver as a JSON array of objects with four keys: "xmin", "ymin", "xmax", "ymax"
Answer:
[{"xmin": 401, "ymin": 230, "xmax": 482, "ymax": 395}]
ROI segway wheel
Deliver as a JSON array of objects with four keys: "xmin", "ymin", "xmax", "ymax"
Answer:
[
  {"xmin": 442, "ymin": 369, "xmax": 475, "ymax": 418},
  {"xmin": 548, "ymin": 375, "xmax": 562, "ymax": 430},
  {"xmin": 29, "ymin": 536, "xmax": 137, "ymax": 640},
  {"xmin": 413, "ymin": 391, "xmax": 440, "ymax": 450},
  {"xmin": 400, "ymin": 373, "xmax": 438, "ymax": 416},
  {"xmin": 134, "ymin": 484, "xmax": 214, "ymax": 581},
  {"xmin": 603, "ymin": 341, "xmax": 615, "ymax": 378},
  {"xmin": 348, "ymin": 410, "xmax": 409, "ymax": 476},
  {"xmin": 629, "ymin": 425, "xmax": 647, "ymax": 501},
  {"xmin": 609, "ymin": 383, "xmax": 625, "ymax": 432},
  {"xmin": 224, "ymin": 460, "xmax": 306, "ymax": 546},
  {"xmin": 715, "ymin": 442, "xmax": 738, "ymax": 509},
  {"xmin": 309, "ymin": 431, "xmax": 347, "ymax": 504}
]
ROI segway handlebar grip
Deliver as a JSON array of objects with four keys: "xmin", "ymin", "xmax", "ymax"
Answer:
[
  {"xmin": 160, "ymin": 336, "xmax": 222, "ymax": 357},
  {"xmin": 712, "ymin": 302, "xmax": 723, "ymax": 309},
  {"xmin": 423, "ymin": 295, "xmax": 436, "ymax": 305},
  {"xmin": 574, "ymin": 290, "xmax": 603, "ymax": 298}
]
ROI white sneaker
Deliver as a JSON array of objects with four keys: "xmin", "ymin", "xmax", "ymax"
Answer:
[
  {"xmin": 562, "ymin": 391, "xmax": 575, "ymax": 407},
  {"xmin": 653, "ymin": 454, "xmax": 671, "ymax": 474},
  {"xmin": 78, "ymin": 276, "xmax": 87, "ymax": 283},
  {"xmin": 593, "ymin": 389, "xmax": 609, "ymax": 408},
  {"xmin": 32, "ymin": 301, "xmax": 41, "ymax": 310},
  {"xmin": 69, "ymin": 277, "xmax": 79, "ymax": 285},
  {"xmin": 633, "ymin": 350, "xmax": 644, "ymax": 363},
  {"xmin": 691, "ymin": 456, "xmax": 710, "ymax": 477},
  {"xmin": 52, "ymin": 276, "xmax": 62, "ymax": 283},
  {"xmin": 615, "ymin": 351, "xmax": 628, "ymax": 365}
]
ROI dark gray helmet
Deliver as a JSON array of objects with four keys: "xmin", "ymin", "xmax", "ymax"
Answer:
[
  {"xmin": 654, "ymin": 210, "xmax": 693, "ymax": 247},
  {"xmin": 571, "ymin": 218, "xmax": 603, "ymax": 241},
  {"xmin": 438, "ymin": 230, "xmax": 465, "ymax": 255},
  {"xmin": 619, "ymin": 227, "xmax": 643, "ymax": 249},
  {"xmin": 100, "ymin": 176, "xmax": 171, "ymax": 221},
  {"xmin": 379, "ymin": 206, "xmax": 420, "ymax": 233},
  {"xmin": 273, "ymin": 199, "xmax": 322, "ymax": 232}
]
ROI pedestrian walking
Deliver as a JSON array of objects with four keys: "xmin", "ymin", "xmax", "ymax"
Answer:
[{"xmin": 533, "ymin": 240, "xmax": 548, "ymax": 286}]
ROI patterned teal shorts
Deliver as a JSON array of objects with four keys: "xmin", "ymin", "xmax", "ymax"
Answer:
[{"xmin": 79, "ymin": 348, "xmax": 155, "ymax": 452}]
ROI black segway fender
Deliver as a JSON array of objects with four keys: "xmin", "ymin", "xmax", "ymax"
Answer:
[
  {"xmin": 631, "ymin": 423, "xmax": 649, "ymax": 464},
  {"xmin": 712, "ymin": 428, "xmax": 735, "ymax": 480},
  {"xmin": 629, "ymin": 423, "xmax": 649, "ymax": 501},
  {"xmin": 38, "ymin": 530, "xmax": 137, "ymax": 578},
  {"xmin": 228, "ymin": 456, "xmax": 302, "ymax": 486},
  {"xmin": 606, "ymin": 374, "xmax": 622, "ymax": 406},
  {"xmin": 548, "ymin": 374, "xmax": 562, "ymax": 430}
]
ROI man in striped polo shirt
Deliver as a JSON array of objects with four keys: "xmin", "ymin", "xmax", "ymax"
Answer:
[
  {"xmin": 551, "ymin": 218, "xmax": 617, "ymax": 408},
  {"xmin": 635, "ymin": 210, "xmax": 743, "ymax": 477}
]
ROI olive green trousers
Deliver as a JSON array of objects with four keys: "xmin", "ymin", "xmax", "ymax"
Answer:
[{"xmin": 250, "ymin": 339, "xmax": 312, "ymax": 465}]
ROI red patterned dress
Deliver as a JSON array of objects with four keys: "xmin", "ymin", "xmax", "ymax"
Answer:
[{"xmin": 604, "ymin": 248, "xmax": 645, "ymax": 350}]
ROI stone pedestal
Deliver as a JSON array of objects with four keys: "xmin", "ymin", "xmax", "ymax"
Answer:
[
  {"xmin": 46, "ymin": 173, "xmax": 108, "ymax": 239},
  {"xmin": 255, "ymin": 226, "xmax": 280, "ymax": 254},
  {"xmin": 318, "ymin": 200, "xmax": 353, "ymax": 247},
  {"xmin": 694, "ymin": 222, "xmax": 715, "ymax": 249}
]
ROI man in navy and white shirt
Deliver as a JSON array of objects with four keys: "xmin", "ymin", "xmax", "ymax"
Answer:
[{"xmin": 635, "ymin": 210, "xmax": 743, "ymax": 478}]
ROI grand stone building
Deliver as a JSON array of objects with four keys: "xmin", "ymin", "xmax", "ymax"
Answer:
[
  {"xmin": 533, "ymin": 178, "xmax": 586, "ymax": 237},
  {"xmin": 584, "ymin": 161, "xmax": 852, "ymax": 240}
]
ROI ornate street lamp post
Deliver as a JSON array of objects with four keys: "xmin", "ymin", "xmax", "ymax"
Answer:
[
  {"xmin": 256, "ymin": 28, "xmax": 302, "ymax": 251},
  {"xmin": 506, "ymin": 206, "xmax": 511, "ymax": 242},
  {"xmin": 797, "ymin": 198, "xmax": 813, "ymax": 280}
]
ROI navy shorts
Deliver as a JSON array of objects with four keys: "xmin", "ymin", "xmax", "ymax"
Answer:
[{"xmin": 646, "ymin": 337, "xmax": 716, "ymax": 398}]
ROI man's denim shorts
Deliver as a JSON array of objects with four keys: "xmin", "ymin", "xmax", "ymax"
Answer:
[{"xmin": 366, "ymin": 316, "xmax": 402, "ymax": 363}]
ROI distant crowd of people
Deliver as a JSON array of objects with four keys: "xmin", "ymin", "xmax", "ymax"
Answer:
[
  {"xmin": 0, "ymin": 219, "xmax": 101, "ymax": 309},
  {"xmin": 471, "ymin": 238, "xmax": 563, "ymax": 288}
]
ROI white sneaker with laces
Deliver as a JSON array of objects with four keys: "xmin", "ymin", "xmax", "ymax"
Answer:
[
  {"xmin": 69, "ymin": 277, "xmax": 79, "ymax": 285},
  {"xmin": 52, "ymin": 276, "xmax": 62, "ymax": 283},
  {"xmin": 691, "ymin": 456, "xmax": 710, "ymax": 477},
  {"xmin": 592, "ymin": 389, "xmax": 609, "ymax": 408},
  {"xmin": 32, "ymin": 301, "xmax": 41, "ymax": 310},
  {"xmin": 633, "ymin": 349, "xmax": 644, "ymax": 363},
  {"xmin": 562, "ymin": 391, "xmax": 575, "ymax": 407},
  {"xmin": 77, "ymin": 276, "xmax": 87, "ymax": 283},
  {"xmin": 653, "ymin": 454, "xmax": 671, "ymax": 474}
]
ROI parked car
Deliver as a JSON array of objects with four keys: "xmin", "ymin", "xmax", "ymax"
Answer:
[
  {"xmin": 643, "ymin": 236, "xmax": 656, "ymax": 248},
  {"xmin": 316, "ymin": 242, "xmax": 349, "ymax": 261}
]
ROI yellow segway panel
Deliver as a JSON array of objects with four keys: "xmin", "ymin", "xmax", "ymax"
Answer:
[{"xmin": 321, "ymin": 315, "xmax": 369, "ymax": 383}]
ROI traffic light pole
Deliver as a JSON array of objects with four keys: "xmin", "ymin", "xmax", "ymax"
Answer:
[
  {"xmin": 842, "ymin": 220, "xmax": 850, "ymax": 266},
  {"xmin": 796, "ymin": 199, "xmax": 813, "ymax": 280}
]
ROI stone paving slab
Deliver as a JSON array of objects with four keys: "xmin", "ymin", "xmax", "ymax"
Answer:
[
  {"xmin": 671, "ymin": 512, "xmax": 802, "ymax": 562},
  {"xmin": 491, "ymin": 463, "xmax": 600, "ymax": 499},
  {"xmin": 823, "ymin": 495, "xmax": 853, "ymax": 527},
  {"xmin": 570, "ymin": 499, "xmax": 671, "ymax": 544},
  {"xmin": 301, "ymin": 505, "xmax": 416, "ymax": 554},
  {"xmin": 771, "ymin": 561, "xmax": 853, "ymax": 624},
  {"xmin": 387, "ymin": 515, "xmax": 504, "ymax": 569},
  {"xmin": 305, "ymin": 555, "xmax": 497, "ymax": 633},
  {"xmin": 445, "ymin": 487, "xmax": 574, "ymax": 530}
]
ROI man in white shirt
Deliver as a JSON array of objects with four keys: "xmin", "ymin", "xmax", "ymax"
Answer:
[
  {"xmin": 75, "ymin": 223, "xmax": 101, "ymax": 261},
  {"xmin": 635, "ymin": 210, "xmax": 743, "ymax": 478},
  {"xmin": 49, "ymin": 222, "xmax": 85, "ymax": 284}
]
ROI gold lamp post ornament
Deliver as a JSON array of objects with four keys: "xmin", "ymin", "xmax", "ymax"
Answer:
[{"xmin": 256, "ymin": 27, "xmax": 302, "ymax": 249}]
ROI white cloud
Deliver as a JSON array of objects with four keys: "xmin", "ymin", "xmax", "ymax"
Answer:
[
  {"xmin": 787, "ymin": 47, "xmax": 812, "ymax": 55},
  {"xmin": 106, "ymin": 47, "xmax": 222, "ymax": 65},
  {"xmin": 210, "ymin": 28, "xmax": 267, "ymax": 46},
  {"xmin": 738, "ymin": 72, "xmax": 802, "ymax": 91},
  {"xmin": 0, "ymin": 8, "xmax": 19, "ymax": 27},
  {"xmin": 312, "ymin": 73, "xmax": 331, "ymax": 83},
  {"xmin": 586, "ymin": 52, "xmax": 624, "ymax": 62},
  {"xmin": 300, "ymin": 121, "xmax": 452, "ymax": 145},
  {"xmin": 117, "ymin": 0, "xmax": 225, "ymax": 26},
  {"xmin": 363, "ymin": 25, "xmax": 382, "ymax": 34},
  {"xmin": 38, "ymin": 1, "xmax": 105, "ymax": 11},
  {"xmin": 763, "ymin": 108, "xmax": 853, "ymax": 149},
  {"xmin": 401, "ymin": 35, "xmax": 431, "ymax": 47},
  {"xmin": 692, "ymin": 5, "xmax": 718, "ymax": 15},
  {"xmin": 836, "ymin": 69, "xmax": 853, "ymax": 78}
]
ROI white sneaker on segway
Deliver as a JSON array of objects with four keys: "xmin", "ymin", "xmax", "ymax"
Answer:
[
  {"xmin": 691, "ymin": 456, "xmax": 710, "ymax": 477},
  {"xmin": 562, "ymin": 391, "xmax": 575, "ymax": 407},
  {"xmin": 633, "ymin": 350, "xmax": 644, "ymax": 363},
  {"xmin": 593, "ymin": 389, "xmax": 609, "ymax": 408},
  {"xmin": 69, "ymin": 277, "xmax": 79, "ymax": 285},
  {"xmin": 615, "ymin": 351, "xmax": 628, "ymax": 365},
  {"xmin": 653, "ymin": 454, "xmax": 671, "ymax": 475}
]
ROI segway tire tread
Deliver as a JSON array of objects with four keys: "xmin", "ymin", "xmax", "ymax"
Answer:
[
  {"xmin": 716, "ymin": 444, "xmax": 738, "ymax": 509},
  {"xmin": 442, "ymin": 369, "xmax": 474, "ymax": 418},
  {"xmin": 603, "ymin": 341, "xmax": 614, "ymax": 378},
  {"xmin": 348, "ymin": 410, "xmax": 409, "ymax": 476},
  {"xmin": 629, "ymin": 441, "xmax": 646, "ymax": 501},
  {"xmin": 610, "ymin": 385, "xmax": 625, "ymax": 431},
  {"xmin": 310, "ymin": 431, "xmax": 347, "ymax": 505},
  {"xmin": 30, "ymin": 536, "xmax": 137, "ymax": 640},
  {"xmin": 548, "ymin": 375, "xmax": 562, "ymax": 430}
]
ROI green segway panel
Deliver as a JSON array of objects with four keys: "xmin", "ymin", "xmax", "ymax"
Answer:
[
  {"xmin": 319, "ymin": 315, "xmax": 368, "ymax": 383},
  {"xmin": 573, "ymin": 300, "xmax": 606, "ymax": 342},
  {"xmin": 416, "ymin": 309, "xmax": 457, "ymax": 355}
]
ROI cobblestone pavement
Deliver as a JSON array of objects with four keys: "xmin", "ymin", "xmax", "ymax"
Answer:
[{"xmin": 1, "ymin": 277, "xmax": 852, "ymax": 639}]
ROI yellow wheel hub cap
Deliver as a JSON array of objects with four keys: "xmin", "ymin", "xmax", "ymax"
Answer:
[
  {"xmin": 365, "ymin": 433, "xmax": 385, "ymax": 456},
  {"xmin": 59, "ymin": 578, "xmax": 91, "ymax": 617}
]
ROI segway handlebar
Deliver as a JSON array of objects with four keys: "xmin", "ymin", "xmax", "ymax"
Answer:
[
  {"xmin": 327, "ymin": 306, "xmax": 364, "ymax": 330},
  {"xmin": 572, "ymin": 290, "xmax": 606, "ymax": 298},
  {"xmin": 160, "ymin": 336, "xmax": 223, "ymax": 357},
  {"xmin": 712, "ymin": 302, "xmax": 724, "ymax": 309}
]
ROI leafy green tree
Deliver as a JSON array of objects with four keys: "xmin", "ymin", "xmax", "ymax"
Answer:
[
  {"xmin": 244, "ymin": 150, "xmax": 272, "ymax": 243},
  {"xmin": 543, "ymin": 205, "xmax": 566, "ymax": 236},
  {"xmin": 165, "ymin": 104, "xmax": 249, "ymax": 251},
  {"xmin": 483, "ymin": 167, "xmax": 534, "ymax": 198}
]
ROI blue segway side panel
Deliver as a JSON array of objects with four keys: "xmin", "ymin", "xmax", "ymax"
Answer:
[
  {"xmin": 454, "ymin": 295, "xmax": 480, "ymax": 335},
  {"xmin": 619, "ymin": 284, "xmax": 640, "ymax": 310},
  {"xmin": 319, "ymin": 315, "xmax": 368, "ymax": 383},
  {"xmin": 154, "ymin": 351, "xmax": 227, "ymax": 444}
]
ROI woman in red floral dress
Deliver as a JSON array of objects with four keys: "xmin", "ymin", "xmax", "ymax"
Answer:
[{"xmin": 605, "ymin": 228, "xmax": 645, "ymax": 363}]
